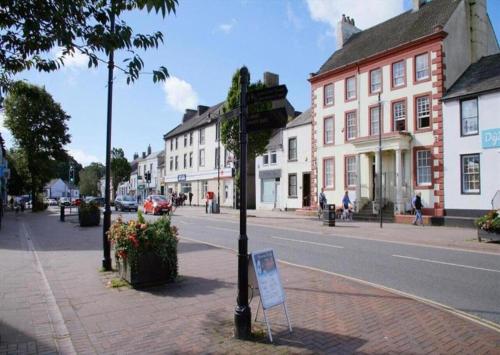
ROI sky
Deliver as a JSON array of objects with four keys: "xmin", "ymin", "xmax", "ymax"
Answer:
[{"xmin": 2, "ymin": 0, "xmax": 500, "ymax": 166}]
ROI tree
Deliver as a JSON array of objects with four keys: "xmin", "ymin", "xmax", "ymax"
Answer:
[
  {"xmin": 111, "ymin": 148, "xmax": 131, "ymax": 199},
  {"xmin": 79, "ymin": 162, "xmax": 105, "ymax": 196},
  {"xmin": 4, "ymin": 81, "xmax": 71, "ymax": 210},
  {"xmin": 221, "ymin": 69, "xmax": 274, "ymax": 161},
  {"xmin": 51, "ymin": 154, "xmax": 83, "ymax": 186},
  {"xmin": 5, "ymin": 148, "xmax": 29, "ymax": 196},
  {"xmin": 0, "ymin": 0, "xmax": 178, "ymax": 87}
]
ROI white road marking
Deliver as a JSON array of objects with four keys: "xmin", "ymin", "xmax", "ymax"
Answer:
[
  {"xmin": 393, "ymin": 254, "xmax": 500, "ymax": 273},
  {"xmin": 271, "ymin": 236, "xmax": 344, "ymax": 249}
]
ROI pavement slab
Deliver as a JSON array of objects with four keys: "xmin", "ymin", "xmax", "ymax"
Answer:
[{"xmin": 1, "ymin": 211, "xmax": 499, "ymax": 354}]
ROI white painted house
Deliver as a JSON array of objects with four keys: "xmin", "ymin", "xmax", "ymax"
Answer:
[
  {"xmin": 44, "ymin": 179, "xmax": 79, "ymax": 199},
  {"xmin": 442, "ymin": 53, "xmax": 500, "ymax": 225},
  {"xmin": 255, "ymin": 110, "xmax": 312, "ymax": 211}
]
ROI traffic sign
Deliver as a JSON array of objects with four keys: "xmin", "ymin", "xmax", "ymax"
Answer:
[
  {"xmin": 247, "ymin": 85, "xmax": 287, "ymax": 105},
  {"xmin": 247, "ymin": 107, "xmax": 288, "ymax": 132}
]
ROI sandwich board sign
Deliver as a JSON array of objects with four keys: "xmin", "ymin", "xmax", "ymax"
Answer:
[{"xmin": 249, "ymin": 249, "xmax": 292, "ymax": 342}]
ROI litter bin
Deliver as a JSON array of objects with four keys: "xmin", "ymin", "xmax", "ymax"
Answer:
[{"xmin": 323, "ymin": 204, "xmax": 335, "ymax": 226}]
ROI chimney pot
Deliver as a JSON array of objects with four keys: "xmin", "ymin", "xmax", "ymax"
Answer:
[
  {"xmin": 337, "ymin": 14, "xmax": 361, "ymax": 49},
  {"xmin": 197, "ymin": 105, "xmax": 209, "ymax": 115}
]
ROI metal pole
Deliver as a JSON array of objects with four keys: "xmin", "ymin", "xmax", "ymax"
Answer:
[
  {"xmin": 378, "ymin": 93, "xmax": 383, "ymax": 229},
  {"xmin": 217, "ymin": 118, "xmax": 221, "ymax": 212},
  {"xmin": 234, "ymin": 66, "xmax": 251, "ymax": 339},
  {"xmin": 102, "ymin": 3, "xmax": 115, "ymax": 271}
]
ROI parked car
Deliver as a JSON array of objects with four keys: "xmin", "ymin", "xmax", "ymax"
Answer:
[
  {"xmin": 59, "ymin": 197, "xmax": 71, "ymax": 206},
  {"xmin": 85, "ymin": 197, "xmax": 105, "ymax": 207},
  {"xmin": 45, "ymin": 198, "xmax": 58, "ymax": 206},
  {"xmin": 115, "ymin": 195, "xmax": 138, "ymax": 212},
  {"xmin": 71, "ymin": 198, "xmax": 82, "ymax": 207},
  {"xmin": 143, "ymin": 195, "xmax": 172, "ymax": 215}
]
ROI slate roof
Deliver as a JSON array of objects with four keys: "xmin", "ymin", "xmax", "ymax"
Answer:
[
  {"xmin": 287, "ymin": 109, "xmax": 311, "ymax": 129},
  {"xmin": 443, "ymin": 53, "xmax": 500, "ymax": 100},
  {"xmin": 316, "ymin": 0, "xmax": 460, "ymax": 75},
  {"xmin": 164, "ymin": 102, "xmax": 225, "ymax": 140},
  {"xmin": 266, "ymin": 129, "xmax": 283, "ymax": 150}
]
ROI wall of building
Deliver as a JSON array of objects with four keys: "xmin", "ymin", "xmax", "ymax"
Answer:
[
  {"xmin": 311, "ymin": 39, "xmax": 439, "ymax": 213},
  {"xmin": 255, "ymin": 148, "xmax": 283, "ymax": 211},
  {"xmin": 443, "ymin": 91, "xmax": 500, "ymax": 213}
]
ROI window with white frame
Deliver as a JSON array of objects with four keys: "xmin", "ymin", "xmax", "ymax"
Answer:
[
  {"xmin": 270, "ymin": 151, "xmax": 277, "ymax": 164},
  {"xmin": 288, "ymin": 174, "xmax": 297, "ymax": 197},
  {"xmin": 183, "ymin": 153, "xmax": 187, "ymax": 169},
  {"xmin": 324, "ymin": 83, "xmax": 334, "ymax": 105},
  {"xmin": 346, "ymin": 156, "xmax": 357, "ymax": 186},
  {"xmin": 288, "ymin": 137, "xmax": 297, "ymax": 161},
  {"xmin": 324, "ymin": 159, "xmax": 334, "ymax": 188},
  {"xmin": 263, "ymin": 153, "xmax": 269, "ymax": 165},
  {"xmin": 370, "ymin": 106, "xmax": 380, "ymax": 135},
  {"xmin": 461, "ymin": 154, "xmax": 480, "ymax": 194},
  {"xmin": 189, "ymin": 132, "xmax": 193, "ymax": 146},
  {"xmin": 370, "ymin": 68, "xmax": 382, "ymax": 93},
  {"xmin": 416, "ymin": 150, "xmax": 432, "ymax": 185},
  {"xmin": 324, "ymin": 117, "xmax": 334, "ymax": 144},
  {"xmin": 461, "ymin": 98, "xmax": 479, "ymax": 136},
  {"xmin": 393, "ymin": 101, "xmax": 406, "ymax": 131},
  {"xmin": 415, "ymin": 53, "xmax": 429, "ymax": 81},
  {"xmin": 189, "ymin": 152, "xmax": 193, "ymax": 168},
  {"xmin": 202, "ymin": 180, "xmax": 208, "ymax": 195},
  {"xmin": 199, "ymin": 128, "xmax": 205, "ymax": 145},
  {"xmin": 215, "ymin": 121, "xmax": 220, "ymax": 141},
  {"xmin": 199, "ymin": 149, "xmax": 205, "ymax": 167},
  {"xmin": 224, "ymin": 183, "xmax": 229, "ymax": 201},
  {"xmin": 416, "ymin": 96, "xmax": 430, "ymax": 129},
  {"xmin": 392, "ymin": 61, "xmax": 405, "ymax": 87},
  {"xmin": 170, "ymin": 140, "xmax": 173, "ymax": 151},
  {"xmin": 215, "ymin": 147, "xmax": 220, "ymax": 169},
  {"xmin": 175, "ymin": 156, "xmax": 178, "ymax": 170},
  {"xmin": 175, "ymin": 137, "xmax": 178, "ymax": 150},
  {"xmin": 346, "ymin": 76, "xmax": 356, "ymax": 100},
  {"xmin": 184, "ymin": 134, "xmax": 187, "ymax": 147},
  {"xmin": 346, "ymin": 111, "xmax": 357, "ymax": 140}
]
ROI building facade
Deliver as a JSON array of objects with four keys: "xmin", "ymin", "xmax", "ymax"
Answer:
[
  {"xmin": 256, "ymin": 109, "xmax": 312, "ymax": 210},
  {"xmin": 442, "ymin": 53, "xmax": 500, "ymax": 222},
  {"xmin": 309, "ymin": 0, "xmax": 498, "ymax": 219},
  {"xmin": 163, "ymin": 103, "xmax": 236, "ymax": 207}
]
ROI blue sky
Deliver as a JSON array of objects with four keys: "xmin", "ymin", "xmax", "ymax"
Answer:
[{"xmin": 3, "ymin": 0, "xmax": 500, "ymax": 165}]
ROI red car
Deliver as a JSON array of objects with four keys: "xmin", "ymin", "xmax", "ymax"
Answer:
[
  {"xmin": 71, "ymin": 198, "xmax": 82, "ymax": 207},
  {"xmin": 143, "ymin": 195, "xmax": 172, "ymax": 215}
]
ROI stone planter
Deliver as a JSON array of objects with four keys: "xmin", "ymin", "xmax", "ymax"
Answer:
[
  {"xmin": 78, "ymin": 209, "xmax": 100, "ymax": 227},
  {"xmin": 117, "ymin": 252, "xmax": 175, "ymax": 288},
  {"xmin": 477, "ymin": 229, "xmax": 500, "ymax": 242}
]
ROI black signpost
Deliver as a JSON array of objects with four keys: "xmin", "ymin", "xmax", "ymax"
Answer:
[{"xmin": 234, "ymin": 67, "xmax": 289, "ymax": 340}]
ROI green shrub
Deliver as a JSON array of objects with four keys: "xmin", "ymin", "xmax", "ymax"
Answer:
[{"xmin": 475, "ymin": 210, "xmax": 500, "ymax": 233}]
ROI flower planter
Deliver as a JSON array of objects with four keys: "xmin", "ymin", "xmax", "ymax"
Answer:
[
  {"xmin": 477, "ymin": 229, "xmax": 500, "ymax": 242},
  {"xmin": 117, "ymin": 251, "xmax": 176, "ymax": 288},
  {"xmin": 78, "ymin": 209, "xmax": 101, "ymax": 227}
]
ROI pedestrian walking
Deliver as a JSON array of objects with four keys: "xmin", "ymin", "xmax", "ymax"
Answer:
[
  {"xmin": 318, "ymin": 188, "xmax": 327, "ymax": 219},
  {"xmin": 188, "ymin": 192, "xmax": 193, "ymax": 206},
  {"xmin": 412, "ymin": 192, "xmax": 424, "ymax": 226},
  {"xmin": 342, "ymin": 191, "xmax": 353, "ymax": 221}
]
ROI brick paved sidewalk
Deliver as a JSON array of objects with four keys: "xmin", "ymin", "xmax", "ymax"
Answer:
[
  {"xmin": 174, "ymin": 206, "xmax": 500, "ymax": 254},
  {"xmin": 1, "ymin": 211, "xmax": 500, "ymax": 354}
]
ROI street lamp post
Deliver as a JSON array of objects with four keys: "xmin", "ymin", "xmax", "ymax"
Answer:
[
  {"xmin": 234, "ymin": 66, "xmax": 251, "ymax": 339},
  {"xmin": 378, "ymin": 93, "xmax": 383, "ymax": 229},
  {"xmin": 102, "ymin": 3, "xmax": 115, "ymax": 271},
  {"xmin": 217, "ymin": 117, "xmax": 221, "ymax": 212}
]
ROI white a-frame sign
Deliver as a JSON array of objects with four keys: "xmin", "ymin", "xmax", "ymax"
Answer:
[{"xmin": 249, "ymin": 249, "xmax": 292, "ymax": 342}]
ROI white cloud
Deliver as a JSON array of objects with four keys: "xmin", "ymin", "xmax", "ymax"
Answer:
[
  {"xmin": 306, "ymin": 0, "xmax": 404, "ymax": 47},
  {"xmin": 54, "ymin": 48, "xmax": 89, "ymax": 70},
  {"xmin": 68, "ymin": 148, "xmax": 102, "ymax": 166},
  {"xmin": 162, "ymin": 76, "xmax": 199, "ymax": 113},
  {"xmin": 0, "ymin": 111, "xmax": 13, "ymax": 148},
  {"xmin": 287, "ymin": 2, "xmax": 303, "ymax": 30},
  {"xmin": 218, "ymin": 19, "xmax": 237, "ymax": 34}
]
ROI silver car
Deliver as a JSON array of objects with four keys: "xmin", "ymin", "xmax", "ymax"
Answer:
[{"xmin": 114, "ymin": 195, "xmax": 138, "ymax": 212}]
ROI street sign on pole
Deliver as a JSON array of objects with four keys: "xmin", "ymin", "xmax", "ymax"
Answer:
[
  {"xmin": 247, "ymin": 85, "xmax": 287, "ymax": 105},
  {"xmin": 247, "ymin": 107, "xmax": 288, "ymax": 132}
]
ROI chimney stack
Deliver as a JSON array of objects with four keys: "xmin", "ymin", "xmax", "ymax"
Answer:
[
  {"xmin": 412, "ymin": 0, "xmax": 430, "ymax": 12},
  {"xmin": 263, "ymin": 72, "xmax": 279, "ymax": 87},
  {"xmin": 142, "ymin": 152, "xmax": 146, "ymax": 159},
  {"xmin": 182, "ymin": 108, "xmax": 197, "ymax": 123},
  {"xmin": 197, "ymin": 105, "xmax": 209, "ymax": 115},
  {"xmin": 337, "ymin": 14, "xmax": 361, "ymax": 49},
  {"xmin": 147, "ymin": 144, "xmax": 151, "ymax": 155}
]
